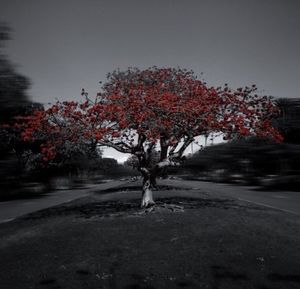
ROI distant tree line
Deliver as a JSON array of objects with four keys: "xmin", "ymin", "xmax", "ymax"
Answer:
[
  {"xmin": 0, "ymin": 25, "xmax": 134, "ymax": 198},
  {"xmin": 275, "ymin": 98, "xmax": 300, "ymax": 144},
  {"xmin": 182, "ymin": 98, "xmax": 300, "ymax": 191}
]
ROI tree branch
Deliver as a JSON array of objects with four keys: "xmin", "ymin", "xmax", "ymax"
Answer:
[
  {"xmin": 170, "ymin": 137, "xmax": 194, "ymax": 159},
  {"xmin": 159, "ymin": 135, "xmax": 169, "ymax": 161},
  {"xmin": 97, "ymin": 140, "xmax": 132, "ymax": 154}
]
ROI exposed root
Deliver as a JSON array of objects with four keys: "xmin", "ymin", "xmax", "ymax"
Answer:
[
  {"xmin": 141, "ymin": 200, "xmax": 156, "ymax": 209},
  {"xmin": 137, "ymin": 203, "xmax": 185, "ymax": 215}
]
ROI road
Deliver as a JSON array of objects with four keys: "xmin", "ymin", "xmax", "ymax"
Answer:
[
  {"xmin": 0, "ymin": 180, "xmax": 127, "ymax": 223},
  {"xmin": 162, "ymin": 178, "xmax": 300, "ymax": 215},
  {"xmin": 1, "ymin": 178, "xmax": 299, "ymax": 223}
]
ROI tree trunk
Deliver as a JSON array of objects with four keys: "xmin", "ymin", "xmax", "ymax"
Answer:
[
  {"xmin": 141, "ymin": 174, "xmax": 156, "ymax": 208},
  {"xmin": 150, "ymin": 174, "xmax": 157, "ymax": 189}
]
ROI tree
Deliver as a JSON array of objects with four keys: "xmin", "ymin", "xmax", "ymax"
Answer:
[
  {"xmin": 275, "ymin": 98, "xmax": 300, "ymax": 144},
  {"xmin": 0, "ymin": 24, "xmax": 32, "ymax": 186},
  {"xmin": 14, "ymin": 98, "xmax": 101, "ymax": 168},
  {"xmin": 0, "ymin": 25, "xmax": 30, "ymax": 125},
  {"xmin": 16, "ymin": 67, "xmax": 282, "ymax": 207}
]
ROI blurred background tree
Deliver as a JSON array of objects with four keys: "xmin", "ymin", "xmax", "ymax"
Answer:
[
  {"xmin": 275, "ymin": 98, "xmax": 300, "ymax": 144},
  {"xmin": 0, "ymin": 25, "xmax": 134, "ymax": 199},
  {"xmin": 182, "ymin": 98, "xmax": 300, "ymax": 191},
  {"xmin": 0, "ymin": 25, "xmax": 31, "ymax": 123},
  {"xmin": 0, "ymin": 24, "xmax": 33, "ymax": 190}
]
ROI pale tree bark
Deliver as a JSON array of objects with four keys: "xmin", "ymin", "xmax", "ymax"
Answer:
[
  {"xmin": 141, "ymin": 173, "xmax": 156, "ymax": 208},
  {"xmin": 139, "ymin": 135, "xmax": 193, "ymax": 207}
]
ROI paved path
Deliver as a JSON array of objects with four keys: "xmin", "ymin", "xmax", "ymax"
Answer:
[
  {"xmin": 1, "ymin": 178, "xmax": 299, "ymax": 223},
  {"xmin": 161, "ymin": 179, "xmax": 300, "ymax": 215},
  {"xmin": 0, "ymin": 180, "xmax": 127, "ymax": 223}
]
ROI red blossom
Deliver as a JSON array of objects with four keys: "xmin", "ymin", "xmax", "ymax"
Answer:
[{"xmin": 14, "ymin": 67, "xmax": 283, "ymax": 166}]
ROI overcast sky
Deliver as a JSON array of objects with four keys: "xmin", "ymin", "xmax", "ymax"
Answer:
[
  {"xmin": 1, "ymin": 0, "xmax": 299, "ymax": 160},
  {"xmin": 1, "ymin": 0, "xmax": 300, "ymax": 105}
]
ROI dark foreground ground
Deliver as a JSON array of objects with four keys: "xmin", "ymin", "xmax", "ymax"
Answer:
[{"xmin": 0, "ymin": 182, "xmax": 300, "ymax": 289}]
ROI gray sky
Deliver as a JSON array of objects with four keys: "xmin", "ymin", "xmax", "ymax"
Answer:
[
  {"xmin": 1, "ymin": 0, "xmax": 300, "ymax": 160},
  {"xmin": 1, "ymin": 0, "xmax": 300, "ymax": 105}
]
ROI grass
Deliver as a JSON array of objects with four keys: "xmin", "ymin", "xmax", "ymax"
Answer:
[{"xmin": 0, "ymin": 184, "xmax": 300, "ymax": 289}]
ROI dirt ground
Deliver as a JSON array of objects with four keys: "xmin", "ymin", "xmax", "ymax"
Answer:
[{"xmin": 0, "ymin": 183, "xmax": 300, "ymax": 289}]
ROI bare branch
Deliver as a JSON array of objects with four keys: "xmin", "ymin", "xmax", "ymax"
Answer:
[
  {"xmin": 170, "ymin": 137, "xmax": 194, "ymax": 159},
  {"xmin": 137, "ymin": 133, "xmax": 146, "ymax": 149},
  {"xmin": 98, "ymin": 140, "xmax": 132, "ymax": 154},
  {"xmin": 159, "ymin": 135, "xmax": 169, "ymax": 161}
]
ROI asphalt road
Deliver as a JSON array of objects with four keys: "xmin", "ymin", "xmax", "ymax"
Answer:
[
  {"xmin": 1, "ymin": 178, "xmax": 299, "ymax": 223},
  {"xmin": 0, "ymin": 180, "xmax": 128, "ymax": 223},
  {"xmin": 162, "ymin": 179, "xmax": 300, "ymax": 215}
]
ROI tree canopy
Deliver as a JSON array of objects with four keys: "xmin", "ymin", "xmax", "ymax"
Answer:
[{"xmin": 15, "ymin": 67, "xmax": 283, "ymax": 206}]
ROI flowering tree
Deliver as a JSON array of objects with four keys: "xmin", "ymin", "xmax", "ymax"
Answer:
[
  {"xmin": 14, "ymin": 99, "xmax": 100, "ymax": 167},
  {"xmin": 17, "ymin": 67, "xmax": 282, "ymax": 207}
]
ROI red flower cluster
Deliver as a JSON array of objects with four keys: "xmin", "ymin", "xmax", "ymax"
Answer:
[{"xmin": 14, "ymin": 67, "xmax": 283, "ymax": 164}]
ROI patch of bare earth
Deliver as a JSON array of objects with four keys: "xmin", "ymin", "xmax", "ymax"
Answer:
[{"xmin": 0, "ymin": 185, "xmax": 300, "ymax": 289}]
